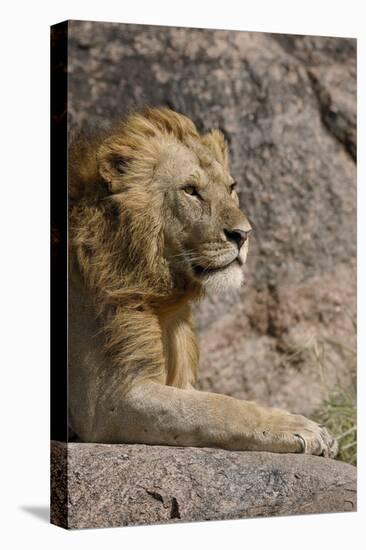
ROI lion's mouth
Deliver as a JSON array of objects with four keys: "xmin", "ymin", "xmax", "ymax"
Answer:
[{"xmin": 193, "ymin": 256, "xmax": 243, "ymax": 278}]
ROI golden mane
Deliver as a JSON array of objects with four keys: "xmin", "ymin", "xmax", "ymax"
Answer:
[
  {"xmin": 69, "ymin": 107, "xmax": 229, "ymax": 302},
  {"xmin": 69, "ymin": 107, "xmax": 209, "ymax": 389}
]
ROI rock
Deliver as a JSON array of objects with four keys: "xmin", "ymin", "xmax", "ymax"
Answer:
[
  {"xmin": 197, "ymin": 261, "xmax": 356, "ymax": 415},
  {"xmin": 272, "ymin": 34, "xmax": 356, "ymax": 159},
  {"xmin": 51, "ymin": 441, "xmax": 357, "ymax": 529},
  {"xmin": 67, "ymin": 22, "xmax": 356, "ymax": 415}
]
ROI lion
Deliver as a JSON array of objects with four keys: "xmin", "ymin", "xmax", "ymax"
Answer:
[{"xmin": 68, "ymin": 106, "xmax": 337, "ymax": 457}]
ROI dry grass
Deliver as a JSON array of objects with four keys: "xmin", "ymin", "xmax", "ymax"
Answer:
[
  {"xmin": 278, "ymin": 320, "xmax": 357, "ymax": 466},
  {"xmin": 311, "ymin": 324, "xmax": 357, "ymax": 466},
  {"xmin": 312, "ymin": 379, "xmax": 357, "ymax": 465}
]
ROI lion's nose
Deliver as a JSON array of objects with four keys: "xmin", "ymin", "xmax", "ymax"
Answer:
[{"xmin": 224, "ymin": 228, "xmax": 250, "ymax": 250}]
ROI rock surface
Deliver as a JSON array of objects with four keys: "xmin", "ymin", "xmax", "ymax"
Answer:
[
  {"xmin": 67, "ymin": 22, "xmax": 356, "ymax": 415},
  {"xmin": 51, "ymin": 441, "xmax": 356, "ymax": 529}
]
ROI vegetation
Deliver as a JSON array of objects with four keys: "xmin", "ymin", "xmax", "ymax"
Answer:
[
  {"xmin": 278, "ymin": 321, "xmax": 356, "ymax": 466},
  {"xmin": 313, "ymin": 378, "xmax": 356, "ymax": 466},
  {"xmin": 311, "ymin": 321, "xmax": 357, "ymax": 466}
]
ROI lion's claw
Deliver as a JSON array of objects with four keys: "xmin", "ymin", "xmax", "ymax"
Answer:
[{"xmin": 261, "ymin": 409, "xmax": 338, "ymax": 458}]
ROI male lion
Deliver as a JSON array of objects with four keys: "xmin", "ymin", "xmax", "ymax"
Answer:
[{"xmin": 68, "ymin": 107, "xmax": 337, "ymax": 457}]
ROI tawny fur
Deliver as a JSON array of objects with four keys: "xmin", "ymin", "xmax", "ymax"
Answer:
[{"xmin": 68, "ymin": 107, "xmax": 337, "ymax": 457}]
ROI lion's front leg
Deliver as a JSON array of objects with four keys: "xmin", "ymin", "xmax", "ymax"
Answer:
[
  {"xmin": 76, "ymin": 304, "xmax": 336, "ymax": 457},
  {"xmin": 91, "ymin": 380, "xmax": 337, "ymax": 457}
]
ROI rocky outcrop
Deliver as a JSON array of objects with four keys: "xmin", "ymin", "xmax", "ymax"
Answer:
[
  {"xmin": 67, "ymin": 22, "xmax": 356, "ymax": 415},
  {"xmin": 51, "ymin": 441, "xmax": 356, "ymax": 529}
]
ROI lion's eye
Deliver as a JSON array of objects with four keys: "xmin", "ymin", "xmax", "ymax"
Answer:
[
  {"xmin": 230, "ymin": 182, "xmax": 237, "ymax": 195},
  {"xmin": 115, "ymin": 157, "xmax": 127, "ymax": 174},
  {"xmin": 183, "ymin": 185, "xmax": 201, "ymax": 199}
]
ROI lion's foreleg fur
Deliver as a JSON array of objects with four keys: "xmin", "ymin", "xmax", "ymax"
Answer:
[{"xmin": 90, "ymin": 381, "xmax": 308, "ymax": 453}]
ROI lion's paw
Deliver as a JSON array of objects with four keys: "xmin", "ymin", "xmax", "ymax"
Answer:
[
  {"xmin": 292, "ymin": 421, "xmax": 338, "ymax": 458},
  {"xmin": 262, "ymin": 410, "xmax": 338, "ymax": 458}
]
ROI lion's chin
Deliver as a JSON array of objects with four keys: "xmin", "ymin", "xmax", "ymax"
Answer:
[{"xmin": 197, "ymin": 261, "xmax": 244, "ymax": 293}]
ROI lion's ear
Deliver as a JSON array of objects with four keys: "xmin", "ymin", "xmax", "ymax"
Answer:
[
  {"xmin": 97, "ymin": 139, "xmax": 133, "ymax": 192},
  {"xmin": 201, "ymin": 129, "xmax": 229, "ymax": 168}
]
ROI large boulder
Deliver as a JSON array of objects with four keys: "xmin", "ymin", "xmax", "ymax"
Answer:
[
  {"xmin": 51, "ymin": 441, "xmax": 356, "ymax": 529},
  {"xmin": 67, "ymin": 21, "xmax": 356, "ymax": 415}
]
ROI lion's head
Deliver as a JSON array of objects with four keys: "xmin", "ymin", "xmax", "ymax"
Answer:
[{"xmin": 70, "ymin": 107, "xmax": 252, "ymax": 302}]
